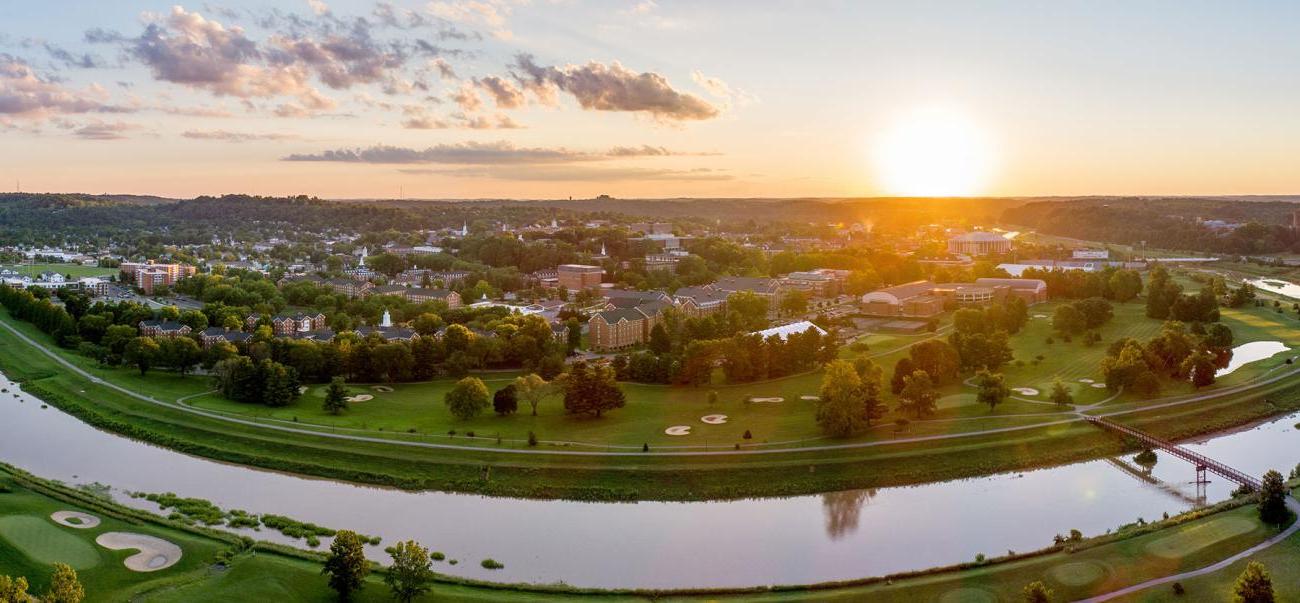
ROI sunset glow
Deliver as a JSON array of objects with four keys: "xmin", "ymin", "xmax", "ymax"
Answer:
[{"xmin": 873, "ymin": 108, "xmax": 994, "ymax": 197}]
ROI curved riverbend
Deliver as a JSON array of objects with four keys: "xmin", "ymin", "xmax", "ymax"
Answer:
[{"xmin": 1, "ymin": 371, "xmax": 1297, "ymax": 589}]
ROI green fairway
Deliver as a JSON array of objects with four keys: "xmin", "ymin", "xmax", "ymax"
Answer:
[
  {"xmin": 0, "ymin": 516, "xmax": 100, "ymax": 570},
  {"xmin": 0, "ymin": 263, "xmax": 117, "ymax": 279}
]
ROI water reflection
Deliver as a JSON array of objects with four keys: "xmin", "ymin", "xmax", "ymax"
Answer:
[{"xmin": 821, "ymin": 488, "xmax": 876, "ymax": 540}]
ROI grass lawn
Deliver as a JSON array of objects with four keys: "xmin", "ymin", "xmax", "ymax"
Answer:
[{"xmin": 0, "ymin": 263, "xmax": 117, "ymax": 279}]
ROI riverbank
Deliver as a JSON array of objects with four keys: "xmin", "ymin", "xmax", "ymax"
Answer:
[
  {"xmin": 3, "ymin": 308, "xmax": 1300, "ymax": 502},
  {"xmin": 2, "ymin": 463, "xmax": 1296, "ymax": 601}
]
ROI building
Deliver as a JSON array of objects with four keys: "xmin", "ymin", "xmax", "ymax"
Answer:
[
  {"xmin": 947, "ymin": 232, "xmax": 1012, "ymax": 256},
  {"xmin": 861, "ymin": 281, "xmax": 946, "ymax": 317},
  {"xmin": 408, "ymin": 288, "xmax": 462, "ymax": 307},
  {"xmin": 557, "ymin": 264, "xmax": 604, "ymax": 291},
  {"xmin": 77, "ymin": 277, "xmax": 111, "ymax": 296},
  {"xmin": 782, "ymin": 269, "xmax": 849, "ymax": 297},
  {"xmin": 323, "ymin": 277, "xmax": 373, "ymax": 298},
  {"xmin": 138, "ymin": 320, "xmax": 192, "ymax": 338},
  {"xmin": 198, "ymin": 327, "xmax": 253, "ymax": 349},
  {"xmin": 753, "ymin": 320, "xmax": 828, "ymax": 341},
  {"xmin": 354, "ymin": 309, "xmax": 418, "ymax": 341},
  {"xmin": 120, "ymin": 261, "xmax": 197, "ymax": 294},
  {"xmin": 672, "ymin": 286, "xmax": 729, "ymax": 317},
  {"xmin": 588, "ymin": 305, "xmax": 663, "ymax": 351},
  {"xmin": 973, "ymin": 278, "xmax": 1048, "ymax": 304},
  {"xmin": 643, "ymin": 254, "xmax": 679, "ymax": 272},
  {"xmin": 1072, "ymin": 249, "xmax": 1110, "ymax": 260},
  {"xmin": 270, "ymin": 312, "xmax": 327, "ymax": 337},
  {"xmin": 601, "ymin": 289, "xmax": 672, "ymax": 309},
  {"xmin": 713, "ymin": 276, "xmax": 783, "ymax": 298}
]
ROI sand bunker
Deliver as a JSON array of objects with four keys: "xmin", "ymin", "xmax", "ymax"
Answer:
[
  {"xmin": 1012, "ymin": 387, "xmax": 1040, "ymax": 396},
  {"xmin": 1033, "ymin": 314, "xmax": 1048, "ymax": 319},
  {"xmin": 50, "ymin": 511, "xmax": 100, "ymax": 529},
  {"xmin": 1078, "ymin": 378, "xmax": 1095, "ymax": 383},
  {"xmin": 799, "ymin": 395, "xmax": 820, "ymax": 401},
  {"xmin": 95, "ymin": 532, "xmax": 182, "ymax": 572},
  {"xmin": 1090, "ymin": 383, "xmax": 1107, "ymax": 389},
  {"xmin": 298, "ymin": 386, "xmax": 309, "ymax": 394},
  {"xmin": 748, "ymin": 397, "xmax": 784, "ymax": 403},
  {"xmin": 700, "ymin": 414, "xmax": 728, "ymax": 425},
  {"xmin": 345, "ymin": 394, "xmax": 374, "ymax": 402},
  {"xmin": 664, "ymin": 426, "xmax": 692, "ymax": 436},
  {"xmin": 371, "ymin": 385, "xmax": 394, "ymax": 392}
]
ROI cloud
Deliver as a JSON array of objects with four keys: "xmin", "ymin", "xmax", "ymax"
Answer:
[
  {"xmin": 283, "ymin": 141, "xmax": 707, "ymax": 164},
  {"xmin": 43, "ymin": 42, "xmax": 105, "ymax": 69},
  {"xmin": 182, "ymin": 129, "xmax": 299, "ymax": 141},
  {"xmin": 72, "ymin": 120, "xmax": 139, "ymax": 140},
  {"xmin": 449, "ymin": 80, "xmax": 481, "ymax": 111},
  {"xmin": 306, "ymin": 0, "xmax": 330, "ymax": 16},
  {"xmin": 0, "ymin": 54, "xmax": 128, "ymax": 118},
  {"xmin": 404, "ymin": 165, "xmax": 732, "ymax": 182},
  {"xmin": 430, "ymin": 57, "xmax": 457, "ymax": 79},
  {"xmin": 474, "ymin": 75, "xmax": 523, "ymax": 108},
  {"xmin": 510, "ymin": 54, "xmax": 719, "ymax": 121},
  {"xmin": 426, "ymin": 0, "xmax": 515, "ymax": 40},
  {"xmin": 691, "ymin": 70, "xmax": 753, "ymax": 108}
]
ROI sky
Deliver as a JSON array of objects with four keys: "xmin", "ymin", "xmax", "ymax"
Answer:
[{"xmin": 3, "ymin": 1, "xmax": 1300, "ymax": 199}]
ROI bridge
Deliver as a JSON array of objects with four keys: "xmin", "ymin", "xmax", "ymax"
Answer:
[{"xmin": 1085, "ymin": 416, "xmax": 1261, "ymax": 491}]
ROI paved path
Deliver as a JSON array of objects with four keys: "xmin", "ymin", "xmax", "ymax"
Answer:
[
  {"xmin": 2, "ymin": 317, "xmax": 1298, "ymax": 458},
  {"xmin": 1076, "ymin": 498, "xmax": 1300, "ymax": 602}
]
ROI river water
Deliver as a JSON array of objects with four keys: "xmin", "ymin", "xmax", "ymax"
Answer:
[{"xmin": 0, "ymin": 372, "xmax": 1297, "ymax": 589}]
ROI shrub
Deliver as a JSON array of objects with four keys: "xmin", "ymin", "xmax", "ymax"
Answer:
[
  {"xmin": 481, "ymin": 558, "xmax": 504, "ymax": 570},
  {"xmin": 642, "ymin": 443, "xmax": 649, "ymax": 452},
  {"xmin": 743, "ymin": 429, "xmax": 752, "ymax": 439},
  {"xmin": 1172, "ymin": 582, "xmax": 1185, "ymax": 595},
  {"xmin": 431, "ymin": 552, "xmax": 445, "ymax": 561},
  {"xmin": 527, "ymin": 431, "xmax": 538, "ymax": 446}
]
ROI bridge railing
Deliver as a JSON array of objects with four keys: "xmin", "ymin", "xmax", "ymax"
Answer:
[{"xmin": 1086, "ymin": 416, "xmax": 1261, "ymax": 490}]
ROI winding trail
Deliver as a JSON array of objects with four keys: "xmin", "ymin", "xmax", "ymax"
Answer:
[
  {"xmin": 1076, "ymin": 498, "xmax": 1300, "ymax": 602},
  {"xmin": 3, "ymin": 317, "xmax": 1298, "ymax": 458}
]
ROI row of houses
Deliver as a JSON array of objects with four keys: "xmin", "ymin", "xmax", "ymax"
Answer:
[{"xmin": 586, "ymin": 276, "xmax": 789, "ymax": 351}]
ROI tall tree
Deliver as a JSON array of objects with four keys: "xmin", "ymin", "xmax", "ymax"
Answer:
[
  {"xmin": 44, "ymin": 563, "xmax": 84, "ymax": 603},
  {"xmin": 1233, "ymin": 561, "xmax": 1275, "ymax": 603},
  {"xmin": 898, "ymin": 370, "xmax": 937, "ymax": 419},
  {"xmin": 123, "ymin": 336, "xmax": 160, "ymax": 376},
  {"xmin": 561, "ymin": 361, "xmax": 626, "ymax": 418},
  {"xmin": 322, "ymin": 530, "xmax": 370, "ymax": 601},
  {"xmin": 513, "ymin": 373, "xmax": 552, "ymax": 416},
  {"xmin": 1257, "ymin": 469, "xmax": 1288, "ymax": 527},
  {"xmin": 815, "ymin": 360, "xmax": 865, "ymax": 437},
  {"xmin": 975, "ymin": 370, "xmax": 1010, "ymax": 412},
  {"xmin": 383, "ymin": 540, "xmax": 435, "ymax": 603},
  {"xmin": 891, "ymin": 357, "xmax": 915, "ymax": 395},
  {"xmin": 493, "ymin": 384, "xmax": 519, "ymax": 416},
  {"xmin": 1049, "ymin": 378, "xmax": 1074, "ymax": 406},
  {"xmin": 445, "ymin": 377, "xmax": 490, "ymax": 420},
  {"xmin": 648, "ymin": 322, "xmax": 672, "ymax": 354},
  {"xmin": 322, "ymin": 377, "xmax": 349, "ymax": 415}
]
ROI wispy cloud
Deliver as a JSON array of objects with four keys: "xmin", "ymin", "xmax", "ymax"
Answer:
[
  {"xmin": 182, "ymin": 129, "xmax": 300, "ymax": 142},
  {"xmin": 284, "ymin": 141, "xmax": 714, "ymax": 164},
  {"xmin": 510, "ymin": 54, "xmax": 720, "ymax": 121}
]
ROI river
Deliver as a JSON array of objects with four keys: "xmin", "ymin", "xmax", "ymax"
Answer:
[{"xmin": 0, "ymin": 371, "xmax": 1297, "ymax": 589}]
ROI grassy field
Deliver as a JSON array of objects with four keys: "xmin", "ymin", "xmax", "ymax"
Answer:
[
  {"xmin": 3, "ymin": 464, "xmax": 1295, "ymax": 602},
  {"xmin": 3, "ymin": 295, "xmax": 1300, "ymax": 501},
  {"xmin": 0, "ymin": 263, "xmax": 117, "ymax": 279}
]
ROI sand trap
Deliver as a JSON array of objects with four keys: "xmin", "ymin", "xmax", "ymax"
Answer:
[
  {"xmin": 664, "ymin": 425, "xmax": 692, "ymax": 436},
  {"xmin": 345, "ymin": 394, "xmax": 374, "ymax": 402},
  {"xmin": 95, "ymin": 532, "xmax": 182, "ymax": 572},
  {"xmin": 1033, "ymin": 314, "xmax": 1048, "ymax": 319},
  {"xmin": 1078, "ymin": 378, "xmax": 1095, "ymax": 383},
  {"xmin": 1090, "ymin": 383, "xmax": 1107, "ymax": 389},
  {"xmin": 298, "ymin": 386, "xmax": 309, "ymax": 394},
  {"xmin": 50, "ymin": 511, "xmax": 100, "ymax": 529},
  {"xmin": 371, "ymin": 385, "xmax": 394, "ymax": 392},
  {"xmin": 1012, "ymin": 387, "xmax": 1039, "ymax": 396},
  {"xmin": 748, "ymin": 397, "xmax": 784, "ymax": 403},
  {"xmin": 799, "ymin": 395, "xmax": 820, "ymax": 401},
  {"xmin": 700, "ymin": 414, "xmax": 728, "ymax": 425}
]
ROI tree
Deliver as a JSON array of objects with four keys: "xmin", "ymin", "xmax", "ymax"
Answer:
[
  {"xmin": 445, "ymin": 377, "xmax": 490, "ymax": 420},
  {"xmin": 1108, "ymin": 269, "xmax": 1142, "ymax": 302},
  {"xmin": 160, "ymin": 336, "xmax": 202, "ymax": 377},
  {"xmin": 855, "ymin": 358, "xmax": 887, "ymax": 427},
  {"xmin": 44, "ymin": 563, "xmax": 84, "ymax": 603},
  {"xmin": 1182, "ymin": 351, "xmax": 1218, "ymax": 388},
  {"xmin": 1258, "ymin": 469, "xmax": 1288, "ymax": 527},
  {"xmin": 412, "ymin": 313, "xmax": 443, "ymax": 337},
  {"xmin": 779, "ymin": 290, "xmax": 809, "ymax": 317},
  {"xmin": 565, "ymin": 318, "xmax": 582, "ymax": 353},
  {"xmin": 123, "ymin": 336, "xmax": 160, "ymax": 375},
  {"xmin": 816, "ymin": 360, "xmax": 865, "ymax": 437},
  {"xmin": 513, "ymin": 373, "xmax": 552, "ymax": 416},
  {"xmin": 648, "ymin": 322, "xmax": 672, "ymax": 354},
  {"xmin": 0, "ymin": 575, "xmax": 29, "ymax": 603},
  {"xmin": 727, "ymin": 291, "xmax": 770, "ymax": 330},
  {"xmin": 907, "ymin": 340, "xmax": 961, "ymax": 384},
  {"xmin": 1049, "ymin": 378, "xmax": 1074, "ymax": 406},
  {"xmin": 975, "ymin": 370, "xmax": 1010, "ymax": 412},
  {"xmin": 898, "ymin": 370, "xmax": 937, "ymax": 419},
  {"xmin": 323, "ymin": 377, "xmax": 349, "ymax": 415},
  {"xmin": 384, "ymin": 540, "xmax": 434, "ymax": 603},
  {"xmin": 561, "ymin": 361, "xmax": 626, "ymax": 418},
  {"xmin": 1052, "ymin": 304, "xmax": 1086, "ymax": 335},
  {"xmin": 1023, "ymin": 581, "xmax": 1053, "ymax": 603},
  {"xmin": 322, "ymin": 530, "xmax": 370, "ymax": 601},
  {"xmin": 1233, "ymin": 561, "xmax": 1275, "ymax": 603},
  {"xmin": 493, "ymin": 384, "xmax": 519, "ymax": 416},
  {"xmin": 259, "ymin": 359, "xmax": 300, "ymax": 408},
  {"xmin": 891, "ymin": 357, "xmax": 914, "ymax": 395}
]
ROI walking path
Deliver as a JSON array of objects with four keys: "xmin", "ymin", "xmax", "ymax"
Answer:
[
  {"xmin": 1076, "ymin": 498, "xmax": 1300, "ymax": 602},
  {"xmin": 3, "ymin": 317, "xmax": 1299, "ymax": 458}
]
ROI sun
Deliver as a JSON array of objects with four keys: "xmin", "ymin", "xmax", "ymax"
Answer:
[{"xmin": 873, "ymin": 107, "xmax": 994, "ymax": 197}]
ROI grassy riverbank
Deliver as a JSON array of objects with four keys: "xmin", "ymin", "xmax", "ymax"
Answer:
[
  {"xmin": 2, "ymin": 464, "xmax": 1295, "ymax": 602},
  {"xmin": 2, "ymin": 304, "xmax": 1300, "ymax": 501}
]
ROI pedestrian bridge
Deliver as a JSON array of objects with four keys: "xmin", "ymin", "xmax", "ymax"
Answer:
[{"xmin": 1085, "ymin": 416, "xmax": 1260, "ymax": 491}]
